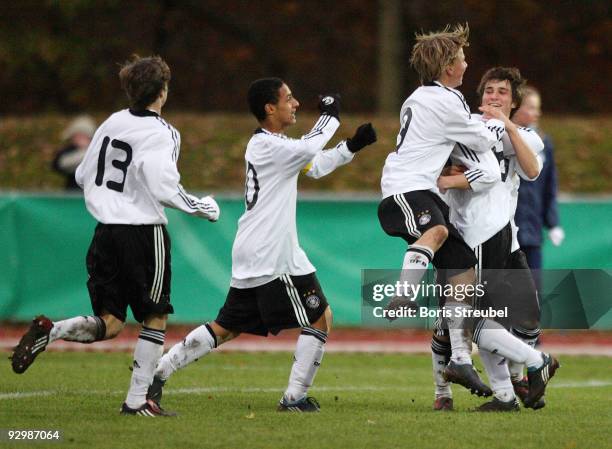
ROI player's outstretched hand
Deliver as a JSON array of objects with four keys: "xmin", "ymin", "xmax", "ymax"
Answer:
[
  {"xmin": 346, "ymin": 123, "xmax": 377, "ymax": 153},
  {"xmin": 317, "ymin": 94, "xmax": 341, "ymax": 119},
  {"xmin": 201, "ymin": 195, "xmax": 220, "ymax": 222}
]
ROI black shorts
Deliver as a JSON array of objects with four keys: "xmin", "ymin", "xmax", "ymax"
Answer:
[
  {"xmin": 476, "ymin": 222, "xmax": 513, "ymax": 311},
  {"xmin": 378, "ymin": 190, "xmax": 477, "ymax": 271},
  {"xmin": 86, "ymin": 223, "xmax": 174, "ymax": 323},
  {"xmin": 477, "ymin": 226, "xmax": 539, "ymax": 328},
  {"xmin": 504, "ymin": 249, "xmax": 540, "ymax": 328},
  {"xmin": 215, "ymin": 273, "xmax": 329, "ymax": 336}
]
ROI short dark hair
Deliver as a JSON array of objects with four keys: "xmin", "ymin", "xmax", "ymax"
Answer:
[
  {"xmin": 247, "ymin": 77, "xmax": 284, "ymax": 122},
  {"xmin": 119, "ymin": 55, "xmax": 171, "ymax": 110},
  {"xmin": 477, "ymin": 67, "xmax": 526, "ymax": 117}
]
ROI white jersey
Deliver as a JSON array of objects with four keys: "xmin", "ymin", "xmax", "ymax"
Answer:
[
  {"xmin": 502, "ymin": 131, "xmax": 544, "ymax": 251},
  {"xmin": 445, "ymin": 114, "xmax": 544, "ymax": 249},
  {"xmin": 231, "ymin": 115, "xmax": 354, "ymax": 288},
  {"xmin": 381, "ymin": 81, "xmax": 506, "ymax": 198},
  {"xmin": 76, "ymin": 109, "xmax": 217, "ymax": 224}
]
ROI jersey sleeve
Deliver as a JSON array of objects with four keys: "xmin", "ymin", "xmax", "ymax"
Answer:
[
  {"xmin": 141, "ymin": 132, "xmax": 217, "ymax": 220},
  {"xmin": 503, "ymin": 127, "xmax": 545, "ymax": 181},
  {"xmin": 502, "ymin": 127, "xmax": 544, "ymax": 156},
  {"xmin": 301, "ymin": 141, "xmax": 354, "ymax": 179},
  {"xmin": 450, "ymin": 143, "xmax": 501, "ymax": 192},
  {"xmin": 444, "ymin": 99, "xmax": 505, "ymax": 153},
  {"xmin": 275, "ymin": 115, "xmax": 340, "ymax": 174}
]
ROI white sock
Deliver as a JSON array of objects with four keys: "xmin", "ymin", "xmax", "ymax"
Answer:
[
  {"xmin": 49, "ymin": 316, "xmax": 106, "ymax": 343},
  {"xmin": 155, "ymin": 324, "xmax": 217, "ymax": 381},
  {"xmin": 398, "ymin": 245, "xmax": 433, "ymax": 296},
  {"xmin": 431, "ymin": 335, "xmax": 452, "ymax": 398},
  {"xmin": 508, "ymin": 326, "xmax": 541, "ymax": 381},
  {"xmin": 283, "ymin": 328, "xmax": 327, "ymax": 402},
  {"xmin": 474, "ymin": 319, "xmax": 543, "ymax": 369},
  {"xmin": 479, "ymin": 350, "xmax": 515, "ymax": 402},
  {"xmin": 444, "ymin": 302, "xmax": 473, "ymax": 364},
  {"xmin": 125, "ymin": 327, "xmax": 165, "ymax": 409}
]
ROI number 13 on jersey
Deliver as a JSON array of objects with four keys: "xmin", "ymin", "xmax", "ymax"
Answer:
[{"xmin": 95, "ymin": 136, "xmax": 133, "ymax": 193}]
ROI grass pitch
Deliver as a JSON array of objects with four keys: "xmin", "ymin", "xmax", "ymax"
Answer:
[{"xmin": 1, "ymin": 351, "xmax": 610, "ymax": 449}]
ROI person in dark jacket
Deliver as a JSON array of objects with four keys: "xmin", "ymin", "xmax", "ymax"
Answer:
[
  {"xmin": 513, "ymin": 86, "xmax": 564, "ymax": 290},
  {"xmin": 52, "ymin": 115, "xmax": 96, "ymax": 190}
]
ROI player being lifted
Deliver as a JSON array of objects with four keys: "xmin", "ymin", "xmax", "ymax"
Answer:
[
  {"xmin": 147, "ymin": 78, "xmax": 377, "ymax": 413},
  {"xmin": 378, "ymin": 23, "xmax": 507, "ymax": 396},
  {"xmin": 10, "ymin": 55, "xmax": 220, "ymax": 417},
  {"xmin": 435, "ymin": 67, "xmax": 559, "ymax": 411}
]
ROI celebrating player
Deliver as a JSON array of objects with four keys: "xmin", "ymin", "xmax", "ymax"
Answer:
[
  {"xmin": 146, "ymin": 78, "xmax": 377, "ymax": 413},
  {"xmin": 378, "ymin": 23, "xmax": 509, "ymax": 396},
  {"xmin": 436, "ymin": 67, "xmax": 559, "ymax": 411},
  {"xmin": 10, "ymin": 55, "xmax": 220, "ymax": 417}
]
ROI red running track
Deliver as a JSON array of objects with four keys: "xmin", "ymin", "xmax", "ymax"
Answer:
[{"xmin": 2, "ymin": 324, "xmax": 611, "ymax": 356}]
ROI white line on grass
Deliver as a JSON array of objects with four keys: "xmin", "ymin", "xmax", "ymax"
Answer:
[
  {"xmin": 2, "ymin": 380, "xmax": 611, "ymax": 401},
  {"xmin": 0, "ymin": 391, "xmax": 55, "ymax": 400}
]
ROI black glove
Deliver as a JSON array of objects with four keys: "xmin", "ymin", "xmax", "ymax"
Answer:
[
  {"xmin": 317, "ymin": 94, "xmax": 341, "ymax": 119},
  {"xmin": 346, "ymin": 123, "xmax": 377, "ymax": 153}
]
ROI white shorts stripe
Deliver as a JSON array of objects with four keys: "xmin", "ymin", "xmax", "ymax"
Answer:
[
  {"xmin": 397, "ymin": 194, "xmax": 421, "ymax": 238},
  {"xmin": 281, "ymin": 275, "xmax": 306, "ymax": 327},
  {"xmin": 475, "ymin": 244, "xmax": 482, "ymax": 285},
  {"xmin": 393, "ymin": 194, "xmax": 421, "ymax": 238},
  {"xmin": 285, "ymin": 275, "xmax": 310, "ymax": 326},
  {"xmin": 281, "ymin": 275, "xmax": 309, "ymax": 327},
  {"xmin": 154, "ymin": 226, "xmax": 163, "ymax": 303},
  {"xmin": 150, "ymin": 226, "xmax": 165, "ymax": 303},
  {"xmin": 158, "ymin": 227, "xmax": 166, "ymax": 303},
  {"xmin": 150, "ymin": 227, "xmax": 159, "ymax": 302}
]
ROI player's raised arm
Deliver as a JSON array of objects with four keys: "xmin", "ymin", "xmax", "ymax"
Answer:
[
  {"xmin": 502, "ymin": 125, "xmax": 544, "ymax": 180},
  {"xmin": 275, "ymin": 94, "xmax": 342, "ymax": 171},
  {"xmin": 142, "ymin": 133, "xmax": 220, "ymax": 221},
  {"xmin": 303, "ymin": 123, "xmax": 377, "ymax": 179}
]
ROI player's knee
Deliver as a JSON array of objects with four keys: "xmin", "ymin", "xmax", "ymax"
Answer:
[
  {"xmin": 429, "ymin": 225, "xmax": 449, "ymax": 244},
  {"xmin": 518, "ymin": 319, "xmax": 540, "ymax": 331},
  {"xmin": 312, "ymin": 306, "xmax": 332, "ymax": 334},
  {"xmin": 143, "ymin": 313, "xmax": 168, "ymax": 331},
  {"xmin": 209, "ymin": 321, "xmax": 238, "ymax": 345},
  {"xmin": 100, "ymin": 315, "xmax": 125, "ymax": 339},
  {"xmin": 323, "ymin": 306, "xmax": 333, "ymax": 334}
]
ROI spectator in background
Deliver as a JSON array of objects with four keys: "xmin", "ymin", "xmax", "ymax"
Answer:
[
  {"xmin": 513, "ymin": 86, "xmax": 564, "ymax": 290},
  {"xmin": 52, "ymin": 115, "xmax": 96, "ymax": 190}
]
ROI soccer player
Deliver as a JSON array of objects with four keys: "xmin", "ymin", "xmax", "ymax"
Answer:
[
  {"xmin": 10, "ymin": 55, "xmax": 220, "ymax": 417},
  {"xmin": 147, "ymin": 78, "xmax": 377, "ymax": 413},
  {"xmin": 378, "ymin": 23, "xmax": 508, "ymax": 397},
  {"xmin": 437, "ymin": 67, "xmax": 559, "ymax": 411}
]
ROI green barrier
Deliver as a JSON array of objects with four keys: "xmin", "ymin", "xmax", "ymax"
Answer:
[{"xmin": 0, "ymin": 194, "xmax": 611, "ymax": 324}]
